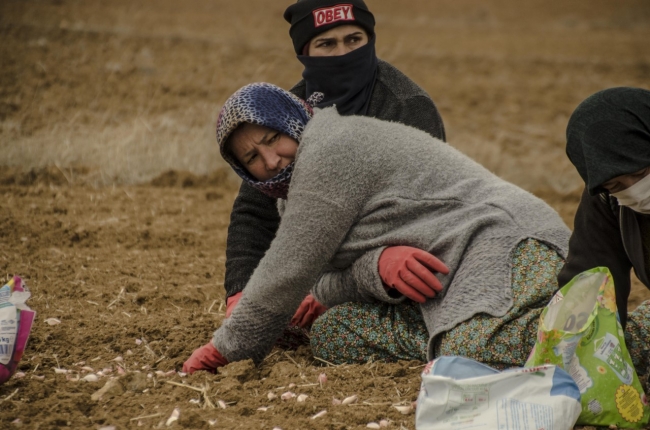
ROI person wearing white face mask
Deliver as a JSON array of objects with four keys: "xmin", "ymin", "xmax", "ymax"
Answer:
[
  {"xmin": 607, "ymin": 168, "xmax": 650, "ymax": 213},
  {"xmin": 559, "ymin": 87, "xmax": 650, "ymax": 344}
]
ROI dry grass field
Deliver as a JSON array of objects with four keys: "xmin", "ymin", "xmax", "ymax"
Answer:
[{"xmin": 1, "ymin": 0, "xmax": 650, "ymax": 428}]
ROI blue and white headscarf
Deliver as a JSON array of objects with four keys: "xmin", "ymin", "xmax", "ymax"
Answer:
[{"xmin": 216, "ymin": 83, "xmax": 316, "ymax": 199}]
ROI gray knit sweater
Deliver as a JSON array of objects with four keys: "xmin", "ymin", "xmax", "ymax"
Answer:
[
  {"xmin": 213, "ymin": 108, "xmax": 570, "ymax": 364},
  {"xmin": 224, "ymin": 59, "xmax": 446, "ymax": 300}
]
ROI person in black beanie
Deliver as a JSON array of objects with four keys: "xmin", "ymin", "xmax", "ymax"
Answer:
[
  {"xmin": 284, "ymin": 0, "xmax": 446, "ymax": 129},
  {"xmin": 221, "ymin": 0, "xmax": 447, "ymax": 334},
  {"xmin": 559, "ymin": 87, "xmax": 650, "ymax": 342}
]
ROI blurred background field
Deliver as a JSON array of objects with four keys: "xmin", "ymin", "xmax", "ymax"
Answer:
[
  {"xmin": 1, "ymin": 1, "xmax": 650, "ymax": 428},
  {"xmin": 2, "ymin": 0, "xmax": 649, "ymax": 189}
]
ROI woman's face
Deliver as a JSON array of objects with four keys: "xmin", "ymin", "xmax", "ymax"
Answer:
[
  {"xmin": 601, "ymin": 167, "xmax": 650, "ymax": 193},
  {"xmin": 307, "ymin": 25, "xmax": 368, "ymax": 57},
  {"xmin": 228, "ymin": 123, "xmax": 298, "ymax": 181}
]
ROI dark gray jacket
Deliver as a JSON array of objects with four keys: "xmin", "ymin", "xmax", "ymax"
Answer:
[
  {"xmin": 224, "ymin": 59, "xmax": 446, "ymax": 298},
  {"xmin": 558, "ymin": 188, "xmax": 650, "ymax": 328}
]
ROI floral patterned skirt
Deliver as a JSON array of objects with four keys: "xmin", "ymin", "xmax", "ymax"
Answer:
[
  {"xmin": 626, "ymin": 300, "xmax": 650, "ymax": 378},
  {"xmin": 310, "ymin": 238, "xmax": 565, "ymax": 368}
]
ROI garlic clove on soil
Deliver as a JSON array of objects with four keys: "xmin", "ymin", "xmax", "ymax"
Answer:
[
  {"xmin": 393, "ymin": 404, "xmax": 413, "ymax": 415},
  {"xmin": 296, "ymin": 394, "xmax": 308, "ymax": 402},
  {"xmin": 82, "ymin": 373, "xmax": 100, "ymax": 382},
  {"xmin": 280, "ymin": 391, "xmax": 295, "ymax": 400},
  {"xmin": 367, "ymin": 423, "xmax": 380, "ymax": 429},
  {"xmin": 342, "ymin": 395, "xmax": 358, "ymax": 405},
  {"xmin": 44, "ymin": 318, "xmax": 61, "ymax": 325},
  {"xmin": 310, "ymin": 410, "xmax": 327, "ymax": 419},
  {"xmin": 332, "ymin": 397, "xmax": 341, "ymax": 405},
  {"xmin": 165, "ymin": 408, "xmax": 180, "ymax": 426},
  {"xmin": 267, "ymin": 392, "xmax": 278, "ymax": 400}
]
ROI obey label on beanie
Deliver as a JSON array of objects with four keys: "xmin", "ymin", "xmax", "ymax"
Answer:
[
  {"xmin": 284, "ymin": 0, "xmax": 375, "ymax": 54},
  {"xmin": 313, "ymin": 4, "xmax": 354, "ymax": 27}
]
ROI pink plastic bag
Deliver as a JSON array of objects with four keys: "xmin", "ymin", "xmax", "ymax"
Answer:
[{"xmin": 0, "ymin": 276, "xmax": 36, "ymax": 384}]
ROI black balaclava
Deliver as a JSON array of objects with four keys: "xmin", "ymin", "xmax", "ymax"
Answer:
[
  {"xmin": 566, "ymin": 87, "xmax": 650, "ymax": 195},
  {"xmin": 298, "ymin": 37, "xmax": 377, "ymax": 116},
  {"xmin": 284, "ymin": 0, "xmax": 378, "ymax": 116}
]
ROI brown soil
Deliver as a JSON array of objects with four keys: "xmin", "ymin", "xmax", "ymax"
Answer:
[{"xmin": 1, "ymin": 0, "xmax": 650, "ymax": 429}]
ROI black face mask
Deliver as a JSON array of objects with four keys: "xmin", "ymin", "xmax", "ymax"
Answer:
[{"xmin": 297, "ymin": 37, "xmax": 378, "ymax": 116}]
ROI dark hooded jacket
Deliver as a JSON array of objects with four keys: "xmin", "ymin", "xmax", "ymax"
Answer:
[
  {"xmin": 223, "ymin": 59, "xmax": 446, "ymax": 303},
  {"xmin": 558, "ymin": 87, "xmax": 650, "ymax": 328}
]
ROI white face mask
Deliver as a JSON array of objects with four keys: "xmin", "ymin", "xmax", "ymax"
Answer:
[{"xmin": 611, "ymin": 173, "xmax": 650, "ymax": 214}]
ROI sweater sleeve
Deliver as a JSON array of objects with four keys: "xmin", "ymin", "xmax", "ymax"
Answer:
[
  {"xmin": 312, "ymin": 248, "xmax": 407, "ymax": 307},
  {"xmin": 557, "ymin": 187, "xmax": 632, "ymax": 326},
  {"xmin": 213, "ymin": 190, "xmax": 359, "ymax": 363},
  {"xmin": 223, "ymin": 182, "xmax": 280, "ymax": 299}
]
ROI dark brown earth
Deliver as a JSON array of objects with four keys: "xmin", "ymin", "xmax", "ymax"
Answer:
[{"xmin": 1, "ymin": 0, "xmax": 650, "ymax": 428}]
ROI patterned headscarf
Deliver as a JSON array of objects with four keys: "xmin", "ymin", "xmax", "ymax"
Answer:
[{"xmin": 216, "ymin": 83, "xmax": 314, "ymax": 199}]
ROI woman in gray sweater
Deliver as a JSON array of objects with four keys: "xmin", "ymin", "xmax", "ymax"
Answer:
[
  {"xmin": 184, "ymin": 83, "xmax": 649, "ymax": 375},
  {"xmin": 224, "ymin": 0, "xmax": 446, "ymax": 333}
]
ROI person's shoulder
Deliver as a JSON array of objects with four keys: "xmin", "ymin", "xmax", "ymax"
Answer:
[
  {"xmin": 306, "ymin": 106, "xmax": 432, "ymax": 148},
  {"xmin": 289, "ymin": 80, "xmax": 306, "ymax": 99},
  {"xmin": 375, "ymin": 59, "xmax": 430, "ymax": 101},
  {"xmin": 306, "ymin": 107, "xmax": 356, "ymax": 139}
]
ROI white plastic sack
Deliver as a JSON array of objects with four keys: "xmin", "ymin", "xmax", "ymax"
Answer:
[{"xmin": 415, "ymin": 356, "xmax": 581, "ymax": 430}]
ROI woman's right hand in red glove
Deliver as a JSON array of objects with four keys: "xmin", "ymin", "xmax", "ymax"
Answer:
[
  {"xmin": 378, "ymin": 246, "xmax": 449, "ymax": 303},
  {"xmin": 183, "ymin": 342, "xmax": 229, "ymax": 374},
  {"xmin": 290, "ymin": 294, "xmax": 328, "ymax": 328}
]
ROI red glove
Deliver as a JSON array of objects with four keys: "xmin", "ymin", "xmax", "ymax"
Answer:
[
  {"xmin": 225, "ymin": 292, "xmax": 243, "ymax": 318},
  {"xmin": 378, "ymin": 246, "xmax": 449, "ymax": 303},
  {"xmin": 183, "ymin": 342, "xmax": 229, "ymax": 374},
  {"xmin": 290, "ymin": 294, "xmax": 328, "ymax": 328}
]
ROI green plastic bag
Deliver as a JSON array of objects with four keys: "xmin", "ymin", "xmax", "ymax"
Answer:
[{"xmin": 525, "ymin": 267, "xmax": 649, "ymax": 428}]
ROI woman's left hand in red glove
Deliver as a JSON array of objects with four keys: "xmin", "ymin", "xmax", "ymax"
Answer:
[
  {"xmin": 290, "ymin": 294, "xmax": 328, "ymax": 328},
  {"xmin": 225, "ymin": 292, "xmax": 243, "ymax": 318},
  {"xmin": 183, "ymin": 342, "xmax": 229, "ymax": 374}
]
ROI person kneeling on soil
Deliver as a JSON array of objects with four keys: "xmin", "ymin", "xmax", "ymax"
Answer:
[
  {"xmin": 222, "ymin": 0, "xmax": 446, "ymax": 340},
  {"xmin": 558, "ymin": 86, "xmax": 650, "ymax": 379},
  {"xmin": 183, "ymin": 83, "xmax": 650, "ymax": 374}
]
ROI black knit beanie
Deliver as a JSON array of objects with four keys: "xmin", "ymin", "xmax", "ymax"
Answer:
[
  {"xmin": 566, "ymin": 87, "xmax": 650, "ymax": 195},
  {"xmin": 284, "ymin": 0, "xmax": 375, "ymax": 55}
]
